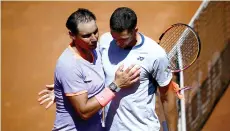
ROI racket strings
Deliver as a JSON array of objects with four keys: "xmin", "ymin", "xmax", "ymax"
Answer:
[
  {"xmin": 171, "ymin": 31, "xmax": 198, "ymax": 70},
  {"xmin": 161, "ymin": 26, "xmax": 185, "ymax": 53},
  {"xmin": 159, "ymin": 25, "xmax": 199, "ymax": 71},
  {"xmin": 161, "ymin": 26, "xmax": 187, "ymax": 70},
  {"xmin": 179, "ymin": 31, "xmax": 199, "ymax": 68}
]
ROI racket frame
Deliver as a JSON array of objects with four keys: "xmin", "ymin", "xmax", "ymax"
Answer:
[{"xmin": 158, "ymin": 23, "xmax": 201, "ymax": 73}]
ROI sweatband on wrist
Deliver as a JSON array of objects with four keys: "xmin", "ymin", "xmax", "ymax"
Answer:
[
  {"xmin": 171, "ymin": 81, "xmax": 180, "ymax": 92},
  {"xmin": 95, "ymin": 87, "xmax": 115, "ymax": 107}
]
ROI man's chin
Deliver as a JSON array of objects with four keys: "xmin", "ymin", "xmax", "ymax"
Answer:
[
  {"xmin": 116, "ymin": 44, "xmax": 125, "ymax": 48},
  {"xmin": 118, "ymin": 45, "xmax": 129, "ymax": 49}
]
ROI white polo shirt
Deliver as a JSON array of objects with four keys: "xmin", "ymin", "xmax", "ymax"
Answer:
[{"xmin": 99, "ymin": 32, "xmax": 172, "ymax": 131}]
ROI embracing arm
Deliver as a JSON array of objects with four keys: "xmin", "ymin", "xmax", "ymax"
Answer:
[
  {"xmin": 67, "ymin": 92, "xmax": 102, "ymax": 120},
  {"xmin": 38, "ymin": 64, "xmax": 141, "ymax": 120},
  {"xmin": 67, "ymin": 64, "xmax": 140, "ymax": 120}
]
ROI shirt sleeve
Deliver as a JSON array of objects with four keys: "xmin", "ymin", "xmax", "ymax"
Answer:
[
  {"xmin": 57, "ymin": 64, "xmax": 88, "ymax": 96},
  {"xmin": 152, "ymin": 52, "xmax": 173, "ymax": 87}
]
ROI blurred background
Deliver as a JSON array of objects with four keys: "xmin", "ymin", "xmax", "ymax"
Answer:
[{"xmin": 1, "ymin": 1, "xmax": 230, "ymax": 131}]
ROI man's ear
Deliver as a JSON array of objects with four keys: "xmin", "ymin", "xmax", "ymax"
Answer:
[
  {"xmin": 135, "ymin": 27, "xmax": 138, "ymax": 32},
  {"xmin": 69, "ymin": 31, "xmax": 76, "ymax": 40}
]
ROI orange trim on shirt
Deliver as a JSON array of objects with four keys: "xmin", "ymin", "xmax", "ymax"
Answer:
[{"xmin": 65, "ymin": 90, "xmax": 88, "ymax": 96}]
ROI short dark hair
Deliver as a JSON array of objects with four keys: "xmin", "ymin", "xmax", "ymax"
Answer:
[
  {"xmin": 110, "ymin": 7, "xmax": 137, "ymax": 33},
  {"xmin": 66, "ymin": 8, "xmax": 96, "ymax": 35}
]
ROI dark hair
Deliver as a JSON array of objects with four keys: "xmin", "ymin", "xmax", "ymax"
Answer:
[
  {"xmin": 110, "ymin": 7, "xmax": 137, "ymax": 33},
  {"xmin": 66, "ymin": 8, "xmax": 96, "ymax": 35}
]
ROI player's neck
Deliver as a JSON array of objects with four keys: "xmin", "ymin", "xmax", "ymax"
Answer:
[{"xmin": 69, "ymin": 43, "xmax": 94, "ymax": 63}]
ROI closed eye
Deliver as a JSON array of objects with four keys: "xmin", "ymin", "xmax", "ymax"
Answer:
[
  {"xmin": 81, "ymin": 34, "xmax": 92, "ymax": 38},
  {"xmin": 93, "ymin": 28, "xmax": 98, "ymax": 35},
  {"xmin": 81, "ymin": 28, "xmax": 98, "ymax": 38}
]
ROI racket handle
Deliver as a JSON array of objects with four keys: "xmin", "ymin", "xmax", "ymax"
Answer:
[
  {"xmin": 102, "ymin": 107, "xmax": 105, "ymax": 127},
  {"xmin": 180, "ymin": 86, "xmax": 193, "ymax": 92}
]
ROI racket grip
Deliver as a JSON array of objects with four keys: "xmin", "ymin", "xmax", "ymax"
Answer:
[
  {"xmin": 102, "ymin": 108, "xmax": 105, "ymax": 127},
  {"xmin": 180, "ymin": 86, "xmax": 193, "ymax": 92}
]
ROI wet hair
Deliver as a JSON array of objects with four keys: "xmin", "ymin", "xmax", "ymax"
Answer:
[
  {"xmin": 66, "ymin": 8, "xmax": 96, "ymax": 35},
  {"xmin": 110, "ymin": 7, "xmax": 137, "ymax": 33}
]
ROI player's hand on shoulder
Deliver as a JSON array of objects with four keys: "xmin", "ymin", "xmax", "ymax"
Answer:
[{"xmin": 38, "ymin": 84, "xmax": 55, "ymax": 109}]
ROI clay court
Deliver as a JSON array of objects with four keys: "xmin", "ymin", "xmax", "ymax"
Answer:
[{"xmin": 2, "ymin": 1, "xmax": 230, "ymax": 131}]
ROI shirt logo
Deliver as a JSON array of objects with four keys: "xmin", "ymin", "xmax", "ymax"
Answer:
[
  {"xmin": 164, "ymin": 66, "xmax": 171, "ymax": 77},
  {"xmin": 137, "ymin": 56, "xmax": 145, "ymax": 61}
]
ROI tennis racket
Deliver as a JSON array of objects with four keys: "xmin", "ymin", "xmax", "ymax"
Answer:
[{"xmin": 158, "ymin": 23, "xmax": 201, "ymax": 91}]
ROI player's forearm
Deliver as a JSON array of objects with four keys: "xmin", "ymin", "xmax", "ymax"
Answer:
[
  {"xmin": 79, "ymin": 97, "xmax": 103, "ymax": 120},
  {"xmin": 160, "ymin": 90, "xmax": 178, "ymax": 131},
  {"xmin": 69, "ymin": 86, "xmax": 115, "ymax": 120},
  {"xmin": 68, "ymin": 94, "xmax": 102, "ymax": 120}
]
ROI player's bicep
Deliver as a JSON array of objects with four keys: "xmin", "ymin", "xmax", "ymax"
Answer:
[
  {"xmin": 159, "ymin": 83, "xmax": 170, "ymax": 96},
  {"xmin": 67, "ymin": 92, "xmax": 88, "ymax": 114}
]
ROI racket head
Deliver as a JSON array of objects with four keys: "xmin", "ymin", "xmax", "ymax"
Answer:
[{"xmin": 158, "ymin": 23, "xmax": 201, "ymax": 73}]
